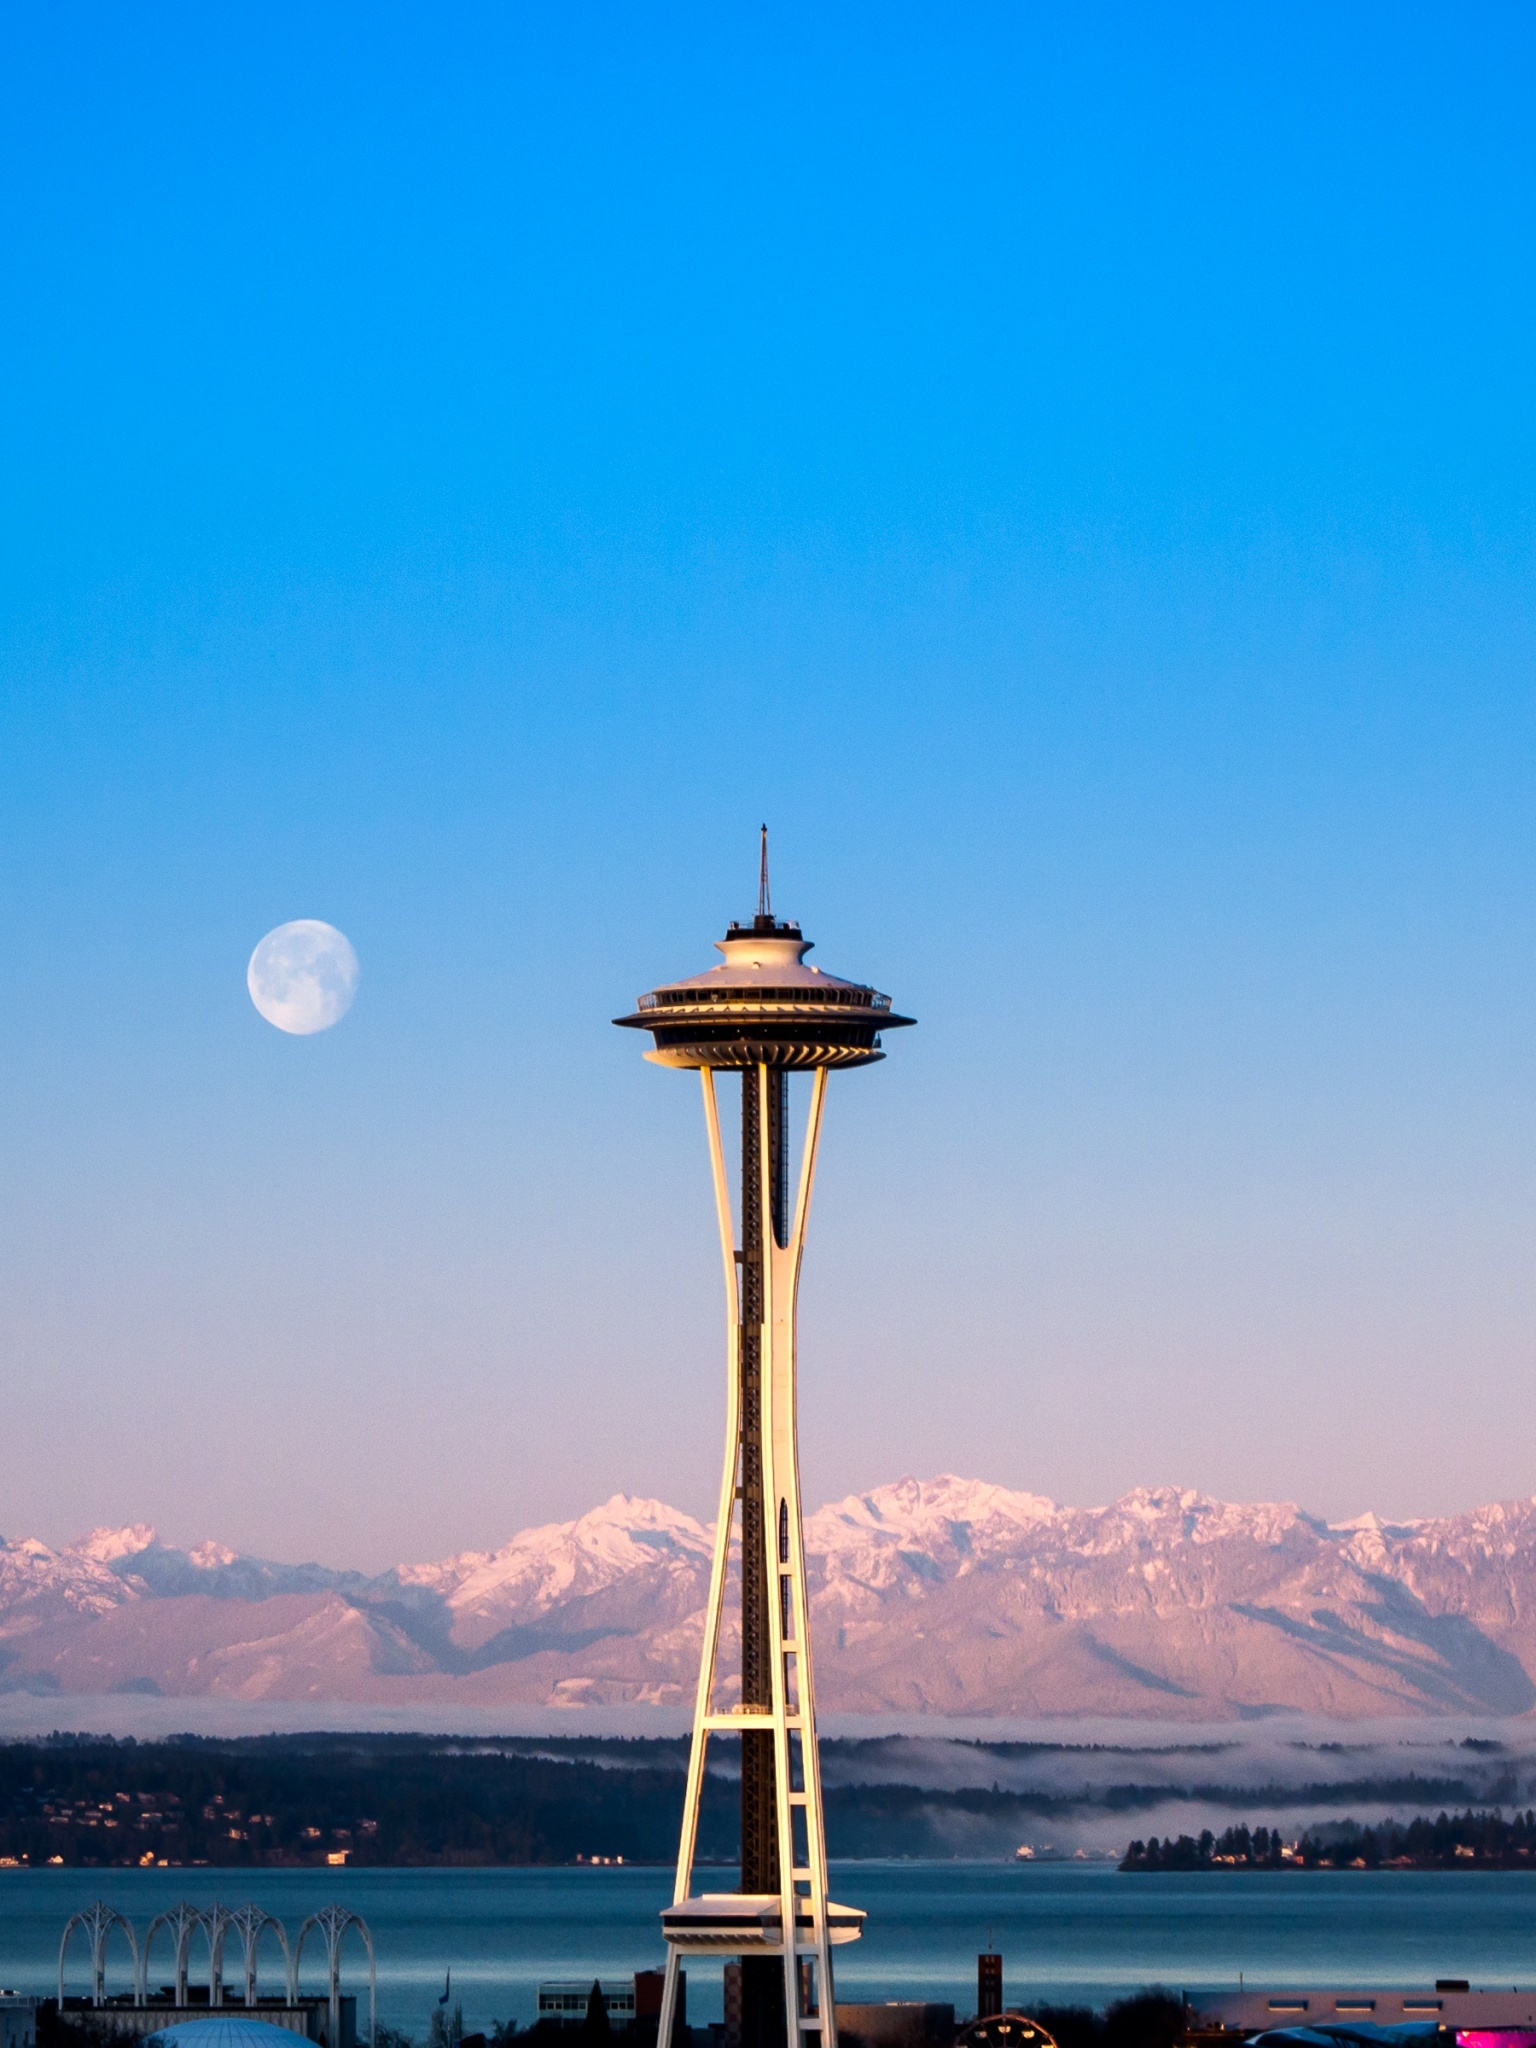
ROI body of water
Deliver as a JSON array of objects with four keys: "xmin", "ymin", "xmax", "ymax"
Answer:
[{"xmin": 4, "ymin": 1865, "xmax": 1534, "ymax": 2036}]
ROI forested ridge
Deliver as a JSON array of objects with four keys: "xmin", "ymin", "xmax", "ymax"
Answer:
[{"xmin": 0, "ymin": 1735, "xmax": 1077, "ymax": 1867}]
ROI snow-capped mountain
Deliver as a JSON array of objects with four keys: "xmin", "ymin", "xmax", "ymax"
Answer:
[
  {"xmin": 394, "ymin": 1495, "xmax": 714, "ymax": 1653},
  {"xmin": 7, "ymin": 1477, "xmax": 1536, "ymax": 1717},
  {"xmin": 0, "ymin": 1532, "xmax": 136, "ymax": 1631}
]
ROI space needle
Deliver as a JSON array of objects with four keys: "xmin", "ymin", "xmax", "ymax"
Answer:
[{"xmin": 614, "ymin": 834, "xmax": 914, "ymax": 2048}]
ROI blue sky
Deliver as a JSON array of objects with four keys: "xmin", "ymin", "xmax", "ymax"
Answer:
[{"xmin": 3, "ymin": 4, "xmax": 1535, "ymax": 1566}]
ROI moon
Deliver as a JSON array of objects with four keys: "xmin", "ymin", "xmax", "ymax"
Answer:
[{"xmin": 247, "ymin": 920, "xmax": 360, "ymax": 1035}]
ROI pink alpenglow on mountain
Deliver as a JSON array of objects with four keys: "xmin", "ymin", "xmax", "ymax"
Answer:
[{"xmin": 4, "ymin": 1477, "xmax": 1536, "ymax": 1717}]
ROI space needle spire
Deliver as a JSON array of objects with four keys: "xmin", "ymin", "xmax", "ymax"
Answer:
[{"xmin": 615, "ymin": 847, "xmax": 915, "ymax": 2048}]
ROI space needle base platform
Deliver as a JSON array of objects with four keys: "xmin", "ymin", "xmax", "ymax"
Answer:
[
  {"xmin": 660, "ymin": 1894, "xmax": 866, "ymax": 1952},
  {"xmin": 615, "ymin": 835, "xmax": 913, "ymax": 2048}
]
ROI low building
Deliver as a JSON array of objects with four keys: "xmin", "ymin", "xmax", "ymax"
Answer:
[
  {"xmin": 538, "ymin": 1983, "xmax": 638, "ymax": 2030},
  {"xmin": 835, "ymin": 2003, "xmax": 956, "ymax": 2048},
  {"xmin": 55, "ymin": 1995, "xmax": 354, "ymax": 2048},
  {"xmin": 1191, "ymin": 1987, "xmax": 1536, "ymax": 2035},
  {"xmin": 1, "ymin": 1995, "xmax": 39, "ymax": 2048}
]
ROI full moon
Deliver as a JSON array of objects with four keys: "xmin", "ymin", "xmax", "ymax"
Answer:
[{"xmin": 247, "ymin": 920, "xmax": 360, "ymax": 1035}]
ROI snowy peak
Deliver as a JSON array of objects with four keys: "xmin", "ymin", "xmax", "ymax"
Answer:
[
  {"xmin": 393, "ymin": 1494, "xmax": 715, "ymax": 1651},
  {"xmin": 1088, "ymin": 1488, "xmax": 1321, "ymax": 1551},
  {"xmin": 804, "ymin": 1479, "xmax": 1324, "ymax": 1593},
  {"xmin": 0, "ymin": 1533, "xmax": 140, "ymax": 1636},
  {"xmin": 809, "ymin": 1473, "xmax": 1062, "ymax": 1556},
  {"xmin": 400, "ymin": 1494, "xmax": 712, "ymax": 1606},
  {"xmin": 807, "ymin": 1475, "xmax": 1062, "ymax": 1601},
  {"xmin": 74, "ymin": 1524, "xmax": 158, "ymax": 1564}
]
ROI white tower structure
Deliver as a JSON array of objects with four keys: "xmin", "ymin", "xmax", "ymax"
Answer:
[{"xmin": 615, "ymin": 834, "xmax": 914, "ymax": 2048}]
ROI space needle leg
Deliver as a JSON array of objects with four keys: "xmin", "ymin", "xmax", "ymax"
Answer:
[
  {"xmin": 793, "ymin": 1069, "xmax": 835, "ymax": 2048},
  {"xmin": 758, "ymin": 1068, "xmax": 836, "ymax": 2048},
  {"xmin": 659, "ymin": 1068, "xmax": 743, "ymax": 2048}
]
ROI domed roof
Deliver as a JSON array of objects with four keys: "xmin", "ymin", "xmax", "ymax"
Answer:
[{"xmin": 145, "ymin": 2020, "xmax": 311, "ymax": 2048}]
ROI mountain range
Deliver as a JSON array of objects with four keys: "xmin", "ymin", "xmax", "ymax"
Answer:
[{"xmin": 6, "ymin": 1476, "xmax": 1536, "ymax": 1718}]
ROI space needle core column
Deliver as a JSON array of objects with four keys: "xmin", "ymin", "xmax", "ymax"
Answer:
[{"xmin": 614, "ymin": 837, "xmax": 914, "ymax": 2048}]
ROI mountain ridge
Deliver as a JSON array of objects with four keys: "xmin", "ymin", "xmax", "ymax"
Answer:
[{"xmin": 6, "ymin": 1476, "xmax": 1536, "ymax": 1717}]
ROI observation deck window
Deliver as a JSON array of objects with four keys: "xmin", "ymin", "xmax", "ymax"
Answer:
[{"xmin": 640, "ymin": 987, "xmax": 886, "ymax": 1009}]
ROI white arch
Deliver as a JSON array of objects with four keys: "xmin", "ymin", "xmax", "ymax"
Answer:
[
  {"xmin": 293, "ymin": 1905, "xmax": 376, "ymax": 2048},
  {"xmin": 139, "ymin": 1903, "xmax": 208, "ymax": 2007},
  {"xmin": 202, "ymin": 1903, "xmax": 237, "ymax": 2009},
  {"xmin": 59, "ymin": 1902, "xmax": 139, "ymax": 2009},
  {"xmin": 222, "ymin": 1905, "xmax": 290, "ymax": 2007}
]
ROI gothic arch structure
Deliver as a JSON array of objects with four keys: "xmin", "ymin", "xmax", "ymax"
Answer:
[
  {"xmin": 59, "ymin": 1902, "xmax": 139, "ymax": 2009},
  {"xmin": 139, "ymin": 1903, "xmax": 208, "ymax": 2007},
  {"xmin": 220, "ymin": 1904, "xmax": 291, "ymax": 2009},
  {"xmin": 58, "ymin": 1900, "xmax": 366, "ymax": 2038},
  {"xmin": 293, "ymin": 1905, "xmax": 376, "ymax": 2048}
]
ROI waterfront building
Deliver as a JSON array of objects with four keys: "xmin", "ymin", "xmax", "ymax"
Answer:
[
  {"xmin": 55, "ymin": 1990, "xmax": 356, "ymax": 2048},
  {"xmin": 615, "ymin": 836, "xmax": 914, "ymax": 2048},
  {"xmin": 0, "ymin": 1995, "xmax": 39, "ymax": 2048},
  {"xmin": 537, "ymin": 1983, "xmax": 638, "ymax": 2030},
  {"xmin": 1190, "ymin": 1986, "xmax": 1536, "ymax": 2034},
  {"xmin": 832, "ymin": 2008, "xmax": 955, "ymax": 2048}
]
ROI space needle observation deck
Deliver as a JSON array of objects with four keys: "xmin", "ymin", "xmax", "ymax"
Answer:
[
  {"xmin": 614, "ymin": 835, "xmax": 913, "ymax": 2048},
  {"xmin": 613, "ymin": 916, "xmax": 912, "ymax": 1072}
]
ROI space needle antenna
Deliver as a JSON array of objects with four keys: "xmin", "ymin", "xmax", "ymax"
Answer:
[{"xmin": 758, "ymin": 823, "xmax": 772, "ymax": 920}]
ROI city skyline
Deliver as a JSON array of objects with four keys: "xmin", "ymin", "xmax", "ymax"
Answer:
[{"xmin": 3, "ymin": 6, "xmax": 1536, "ymax": 1569}]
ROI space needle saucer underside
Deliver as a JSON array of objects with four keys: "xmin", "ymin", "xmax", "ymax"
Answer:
[
  {"xmin": 660, "ymin": 1893, "xmax": 866, "ymax": 1950},
  {"xmin": 618, "ymin": 1006, "xmax": 900, "ymax": 1069}
]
